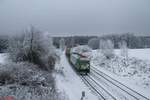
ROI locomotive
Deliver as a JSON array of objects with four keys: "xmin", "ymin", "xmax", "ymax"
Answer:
[{"xmin": 66, "ymin": 45, "xmax": 91, "ymax": 74}]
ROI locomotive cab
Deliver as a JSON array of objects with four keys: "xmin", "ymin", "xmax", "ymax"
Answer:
[{"xmin": 79, "ymin": 59, "xmax": 90, "ymax": 73}]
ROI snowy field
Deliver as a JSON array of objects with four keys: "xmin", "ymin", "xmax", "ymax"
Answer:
[
  {"xmin": 115, "ymin": 48, "xmax": 150, "ymax": 61},
  {"xmin": 91, "ymin": 48, "xmax": 150, "ymax": 99},
  {"xmin": 54, "ymin": 51, "xmax": 98, "ymax": 100}
]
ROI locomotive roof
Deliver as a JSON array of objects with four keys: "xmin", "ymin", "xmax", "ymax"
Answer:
[{"xmin": 71, "ymin": 45, "xmax": 92, "ymax": 54}]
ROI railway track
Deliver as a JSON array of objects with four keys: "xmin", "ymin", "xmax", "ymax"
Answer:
[
  {"xmin": 80, "ymin": 75, "xmax": 117, "ymax": 100},
  {"xmin": 66, "ymin": 53, "xmax": 150, "ymax": 100},
  {"xmin": 91, "ymin": 66, "xmax": 150, "ymax": 100},
  {"xmin": 80, "ymin": 75, "xmax": 106, "ymax": 100}
]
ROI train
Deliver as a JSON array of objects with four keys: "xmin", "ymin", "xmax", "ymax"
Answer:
[{"xmin": 66, "ymin": 45, "xmax": 91, "ymax": 74}]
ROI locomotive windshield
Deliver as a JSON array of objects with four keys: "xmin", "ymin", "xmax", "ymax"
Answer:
[{"xmin": 81, "ymin": 60, "xmax": 89, "ymax": 63}]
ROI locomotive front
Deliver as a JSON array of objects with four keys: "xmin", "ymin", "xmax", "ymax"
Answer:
[{"xmin": 70, "ymin": 45, "xmax": 91, "ymax": 74}]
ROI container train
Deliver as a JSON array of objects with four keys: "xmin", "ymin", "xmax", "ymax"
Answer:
[{"xmin": 66, "ymin": 45, "xmax": 91, "ymax": 74}]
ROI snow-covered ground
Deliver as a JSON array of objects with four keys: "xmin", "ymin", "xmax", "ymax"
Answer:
[
  {"xmin": 1, "ymin": 48, "xmax": 150, "ymax": 99},
  {"xmin": 91, "ymin": 49, "xmax": 150, "ymax": 99},
  {"xmin": 115, "ymin": 48, "xmax": 150, "ymax": 61},
  {"xmin": 54, "ymin": 51, "xmax": 98, "ymax": 100}
]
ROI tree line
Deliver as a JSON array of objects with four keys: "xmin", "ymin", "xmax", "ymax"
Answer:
[
  {"xmin": 1, "ymin": 33, "xmax": 150, "ymax": 53},
  {"xmin": 53, "ymin": 33, "xmax": 150, "ymax": 49}
]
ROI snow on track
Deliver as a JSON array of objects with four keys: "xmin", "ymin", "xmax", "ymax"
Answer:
[
  {"xmin": 55, "ymin": 51, "xmax": 98, "ymax": 100},
  {"xmin": 82, "ymin": 75, "xmax": 116, "ymax": 100},
  {"xmin": 92, "ymin": 65, "xmax": 150, "ymax": 99},
  {"xmin": 91, "ymin": 66, "xmax": 150, "ymax": 100}
]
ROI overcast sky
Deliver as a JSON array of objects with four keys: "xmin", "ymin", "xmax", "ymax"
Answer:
[{"xmin": 0, "ymin": 0, "xmax": 150, "ymax": 35}]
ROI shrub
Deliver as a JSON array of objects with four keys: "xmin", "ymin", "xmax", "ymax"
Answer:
[
  {"xmin": 0, "ymin": 63, "xmax": 68, "ymax": 100},
  {"xmin": 0, "ymin": 71, "xmax": 15, "ymax": 85}
]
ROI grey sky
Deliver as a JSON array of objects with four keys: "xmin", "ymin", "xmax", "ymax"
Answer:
[{"xmin": 0, "ymin": 0, "xmax": 150, "ymax": 35}]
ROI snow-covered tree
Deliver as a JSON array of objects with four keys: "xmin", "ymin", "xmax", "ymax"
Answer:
[
  {"xmin": 119, "ymin": 41, "xmax": 129, "ymax": 67},
  {"xmin": 59, "ymin": 38, "xmax": 65, "ymax": 51},
  {"xmin": 88, "ymin": 38, "xmax": 99, "ymax": 49},
  {"xmin": 8, "ymin": 26, "xmax": 56, "ymax": 71},
  {"xmin": 0, "ymin": 36, "xmax": 8, "ymax": 53},
  {"xmin": 99, "ymin": 39, "xmax": 114, "ymax": 59},
  {"xmin": 70, "ymin": 37, "xmax": 75, "ymax": 47},
  {"xmin": 119, "ymin": 40, "xmax": 128, "ymax": 59}
]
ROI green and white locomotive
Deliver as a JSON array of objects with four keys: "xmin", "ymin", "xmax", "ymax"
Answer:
[{"xmin": 66, "ymin": 45, "xmax": 91, "ymax": 74}]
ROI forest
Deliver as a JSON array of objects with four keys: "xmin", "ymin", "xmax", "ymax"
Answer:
[{"xmin": 53, "ymin": 33, "xmax": 150, "ymax": 49}]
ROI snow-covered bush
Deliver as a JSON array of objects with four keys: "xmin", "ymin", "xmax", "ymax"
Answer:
[
  {"xmin": 91, "ymin": 50, "xmax": 150, "ymax": 77},
  {"xmin": 8, "ymin": 27, "xmax": 57, "ymax": 71},
  {"xmin": 0, "ymin": 62, "xmax": 68, "ymax": 100},
  {"xmin": 99, "ymin": 39, "xmax": 114, "ymax": 59},
  {"xmin": 0, "ymin": 71, "xmax": 15, "ymax": 86}
]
